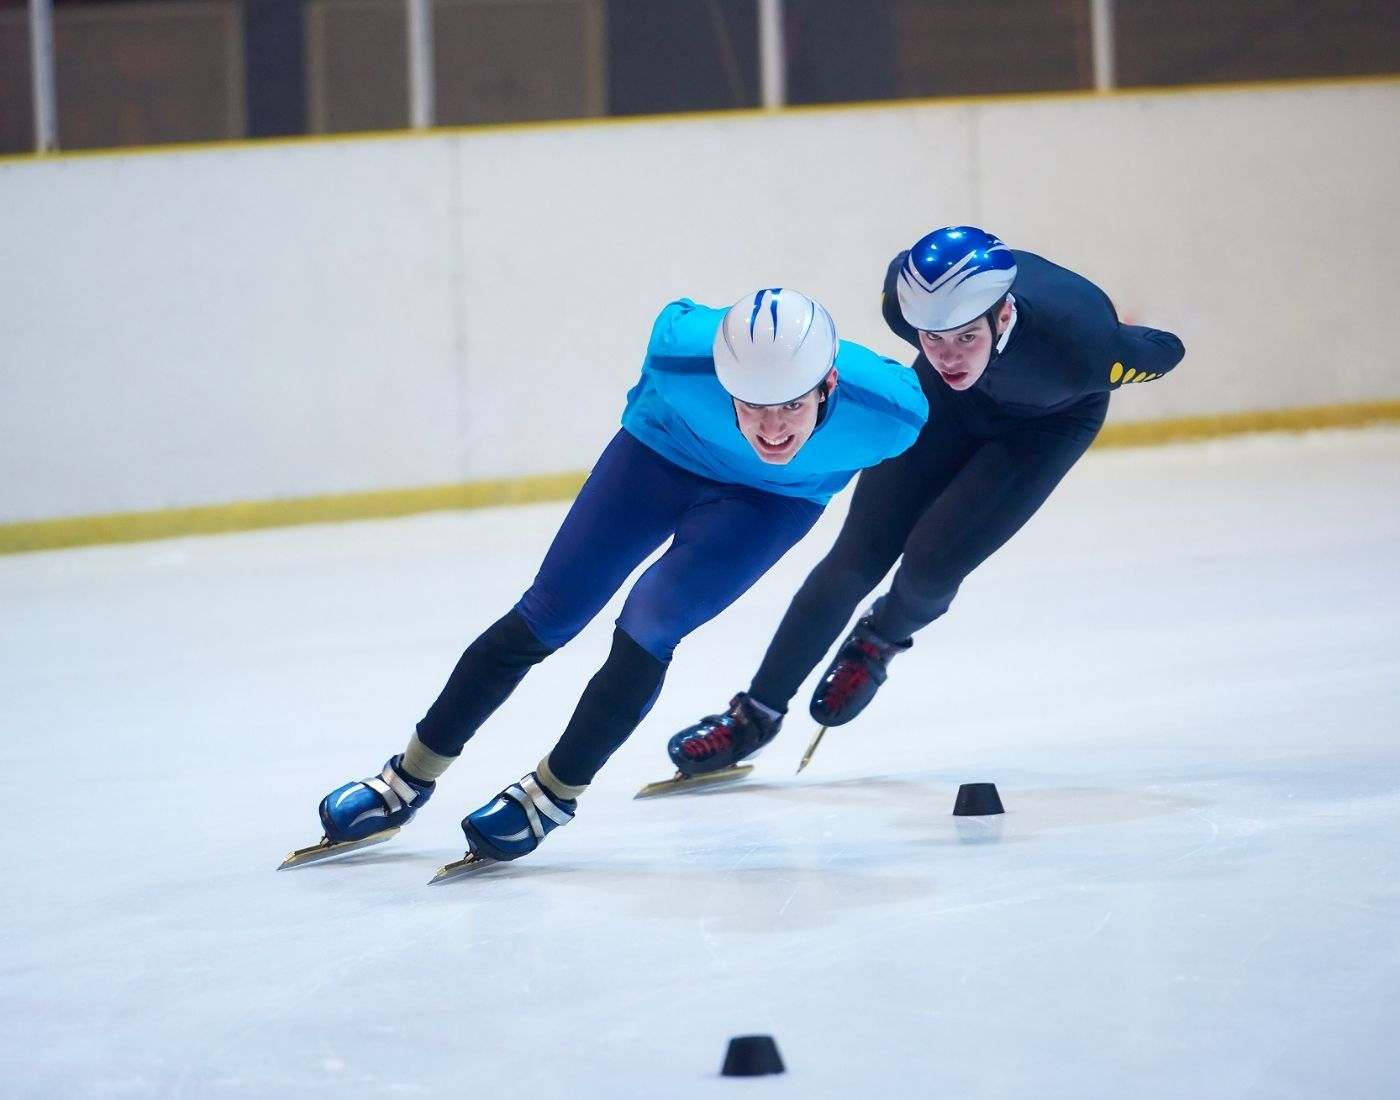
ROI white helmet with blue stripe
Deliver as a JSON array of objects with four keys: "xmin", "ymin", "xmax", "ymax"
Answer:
[
  {"xmin": 713, "ymin": 288, "xmax": 838, "ymax": 406},
  {"xmin": 896, "ymin": 226, "xmax": 1017, "ymax": 333}
]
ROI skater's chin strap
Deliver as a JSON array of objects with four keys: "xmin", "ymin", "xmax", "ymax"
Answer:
[{"xmin": 986, "ymin": 294, "xmax": 1017, "ymax": 362}]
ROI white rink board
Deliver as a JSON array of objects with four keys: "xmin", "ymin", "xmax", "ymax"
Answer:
[
  {"xmin": 2, "ymin": 427, "xmax": 1398, "ymax": 1097},
  {"xmin": 451, "ymin": 105, "xmax": 975, "ymax": 480},
  {"xmin": 0, "ymin": 137, "xmax": 464, "ymax": 520},
  {"xmin": 1, "ymin": 81, "xmax": 1398, "ymax": 523},
  {"xmin": 975, "ymin": 82, "xmax": 1400, "ymax": 421}
]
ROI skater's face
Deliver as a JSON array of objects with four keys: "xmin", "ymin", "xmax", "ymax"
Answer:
[
  {"xmin": 733, "ymin": 368, "xmax": 838, "ymax": 464},
  {"xmin": 918, "ymin": 298, "xmax": 1013, "ymax": 391}
]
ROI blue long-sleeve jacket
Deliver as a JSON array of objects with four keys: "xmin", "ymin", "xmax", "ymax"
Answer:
[
  {"xmin": 881, "ymin": 250, "xmax": 1186, "ymax": 415},
  {"xmin": 621, "ymin": 299, "xmax": 928, "ymax": 504}
]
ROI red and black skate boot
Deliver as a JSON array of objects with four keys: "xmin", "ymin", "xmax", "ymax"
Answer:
[
  {"xmin": 809, "ymin": 617, "xmax": 911, "ymax": 726},
  {"xmin": 667, "ymin": 693, "xmax": 783, "ymax": 777}
]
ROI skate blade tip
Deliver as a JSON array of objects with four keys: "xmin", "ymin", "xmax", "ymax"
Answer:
[
  {"xmin": 278, "ymin": 837, "xmax": 333, "ymax": 870},
  {"xmin": 428, "ymin": 853, "xmax": 499, "ymax": 885},
  {"xmin": 794, "ymin": 726, "xmax": 829, "ymax": 774}
]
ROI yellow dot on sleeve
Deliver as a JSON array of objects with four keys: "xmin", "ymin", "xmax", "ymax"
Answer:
[
  {"xmin": 1110, "ymin": 362, "xmax": 1124, "ymax": 384},
  {"xmin": 1122, "ymin": 368, "xmax": 1138, "ymax": 382}
]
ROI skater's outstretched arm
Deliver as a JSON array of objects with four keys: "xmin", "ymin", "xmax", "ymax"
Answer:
[
  {"xmin": 1017, "ymin": 255, "xmax": 1186, "ymax": 394},
  {"xmin": 1097, "ymin": 322, "xmax": 1186, "ymax": 388}
]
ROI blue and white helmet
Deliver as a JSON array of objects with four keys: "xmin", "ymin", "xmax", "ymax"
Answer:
[
  {"xmin": 713, "ymin": 288, "xmax": 838, "ymax": 405},
  {"xmin": 896, "ymin": 226, "xmax": 1017, "ymax": 332}
]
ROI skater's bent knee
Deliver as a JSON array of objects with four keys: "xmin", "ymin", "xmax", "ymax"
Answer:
[
  {"xmin": 511, "ymin": 598, "xmax": 586, "ymax": 652},
  {"xmin": 613, "ymin": 612, "xmax": 681, "ymax": 663}
]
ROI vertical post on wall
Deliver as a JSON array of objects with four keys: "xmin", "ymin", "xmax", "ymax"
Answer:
[
  {"xmin": 1089, "ymin": 0, "xmax": 1116, "ymax": 92},
  {"xmin": 758, "ymin": 0, "xmax": 786, "ymax": 109},
  {"xmin": 29, "ymin": 0, "xmax": 59, "ymax": 151},
  {"xmin": 407, "ymin": 0, "xmax": 435, "ymax": 128}
]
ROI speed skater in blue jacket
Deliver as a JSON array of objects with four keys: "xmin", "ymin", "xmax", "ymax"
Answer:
[
  {"xmin": 668, "ymin": 226, "xmax": 1186, "ymax": 776},
  {"xmin": 293, "ymin": 288, "xmax": 927, "ymax": 873}
]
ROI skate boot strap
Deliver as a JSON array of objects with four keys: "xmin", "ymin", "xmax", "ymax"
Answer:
[
  {"xmin": 852, "ymin": 619, "xmax": 912, "ymax": 658},
  {"xmin": 363, "ymin": 762, "xmax": 426, "ymax": 815},
  {"xmin": 503, "ymin": 774, "xmax": 575, "ymax": 841}
]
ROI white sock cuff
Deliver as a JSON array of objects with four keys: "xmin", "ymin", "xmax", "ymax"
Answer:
[
  {"xmin": 401, "ymin": 732, "xmax": 455, "ymax": 783},
  {"xmin": 536, "ymin": 757, "xmax": 588, "ymax": 802}
]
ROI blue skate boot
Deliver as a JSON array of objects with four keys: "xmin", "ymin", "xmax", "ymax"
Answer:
[
  {"xmin": 460, "ymin": 772, "xmax": 576, "ymax": 863},
  {"xmin": 320, "ymin": 755, "xmax": 435, "ymax": 841},
  {"xmin": 281, "ymin": 755, "xmax": 435, "ymax": 869}
]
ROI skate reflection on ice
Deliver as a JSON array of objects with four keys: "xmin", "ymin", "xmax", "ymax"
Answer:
[{"xmin": 953, "ymin": 814, "xmax": 1007, "ymax": 845}]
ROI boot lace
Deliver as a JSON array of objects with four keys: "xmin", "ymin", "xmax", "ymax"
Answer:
[
  {"xmin": 820, "ymin": 639, "xmax": 882, "ymax": 712},
  {"xmin": 681, "ymin": 723, "xmax": 733, "ymax": 759}
]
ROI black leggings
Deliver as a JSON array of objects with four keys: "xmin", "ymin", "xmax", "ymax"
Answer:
[{"xmin": 748, "ymin": 366, "xmax": 1107, "ymax": 711}]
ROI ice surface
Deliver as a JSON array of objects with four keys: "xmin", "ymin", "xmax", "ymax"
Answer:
[{"xmin": 2, "ymin": 428, "xmax": 1398, "ymax": 1098}]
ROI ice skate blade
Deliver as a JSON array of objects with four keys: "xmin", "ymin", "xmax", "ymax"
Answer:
[
  {"xmin": 278, "ymin": 828, "xmax": 400, "ymax": 870},
  {"xmin": 795, "ymin": 726, "xmax": 829, "ymax": 774},
  {"xmin": 428, "ymin": 852, "xmax": 501, "ymax": 885},
  {"xmin": 633, "ymin": 764, "xmax": 754, "ymax": 799}
]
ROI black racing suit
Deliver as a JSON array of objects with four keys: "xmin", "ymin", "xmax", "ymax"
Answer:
[{"xmin": 748, "ymin": 249, "xmax": 1186, "ymax": 711}]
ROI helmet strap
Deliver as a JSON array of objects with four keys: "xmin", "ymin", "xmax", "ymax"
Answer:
[{"xmin": 983, "ymin": 294, "xmax": 1013, "ymax": 363}]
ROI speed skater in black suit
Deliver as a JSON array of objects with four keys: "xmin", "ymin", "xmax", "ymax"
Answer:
[{"xmin": 666, "ymin": 225, "xmax": 1186, "ymax": 778}]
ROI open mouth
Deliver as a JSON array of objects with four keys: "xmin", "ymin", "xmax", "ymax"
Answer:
[
  {"xmin": 757, "ymin": 433, "xmax": 795, "ymax": 452},
  {"xmin": 939, "ymin": 368, "xmax": 970, "ymax": 385}
]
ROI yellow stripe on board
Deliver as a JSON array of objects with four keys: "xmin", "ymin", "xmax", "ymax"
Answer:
[
  {"xmin": 1094, "ymin": 400, "xmax": 1400, "ymax": 448},
  {"xmin": 0, "ymin": 473, "xmax": 587, "ymax": 556},
  {"xmin": 3, "ymin": 400, "xmax": 1398, "ymax": 556}
]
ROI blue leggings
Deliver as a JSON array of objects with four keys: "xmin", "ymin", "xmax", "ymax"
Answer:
[{"xmin": 416, "ymin": 430, "xmax": 823, "ymax": 785}]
